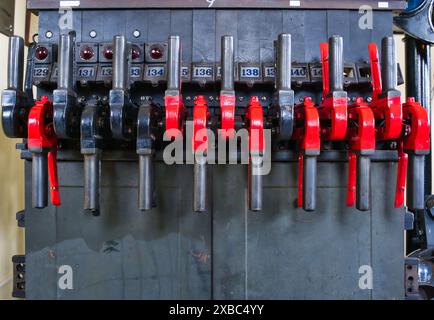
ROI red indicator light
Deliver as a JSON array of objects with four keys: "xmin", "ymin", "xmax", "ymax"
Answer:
[
  {"xmin": 132, "ymin": 45, "xmax": 141, "ymax": 60},
  {"xmin": 103, "ymin": 46, "xmax": 113, "ymax": 60},
  {"xmin": 80, "ymin": 45, "xmax": 95, "ymax": 61},
  {"xmin": 150, "ymin": 45, "xmax": 163, "ymax": 60},
  {"xmin": 35, "ymin": 46, "xmax": 49, "ymax": 60}
]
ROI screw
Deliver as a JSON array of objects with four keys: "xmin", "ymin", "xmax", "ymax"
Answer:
[
  {"xmin": 209, "ymin": 96, "xmax": 214, "ymax": 101},
  {"xmin": 261, "ymin": 96, "xmax": 267, "ymax": 102},
  {"xmin": 89, "ymin": 30, "xmax": 97, "ymax": 38},
  {"xmin": 45, "ymin": 31, "xmax": 53, "ymax": 39},
  {"xmin": 367, "ymin": 97, "xmax": 372, "ymax": 103},
  {"xmin": 239, "ymin": 96, "xmax": 244, "ymax": 102},
  {"xmin": 186, "ymin": 96, "xmax": 192, "ymax": 101},
  {"xmin": 133, "ymin": 30, "xmax": 141, "ymax": 38}
]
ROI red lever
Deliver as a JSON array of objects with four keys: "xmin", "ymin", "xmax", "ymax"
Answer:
[
  {"xmin": 193, "ymin": 96, "xmax": 210, "ymax": 152},
  {"xmin": 293, "ymin": 97, "xmax": 320, "ymax": 210},
  {"xmin": 318, "ymin": 42, "xmax": 348, "ymax": 141},
  {"xmin": 246, "ymin": 96, "xmax": 265, "ymax": 153},
  {"xmin": 165, "ymin": 94, "xmax": 185, "ymax": 138},
  {"xmin": 246, "ymin": 96, "xmax": 265, "ymax": 212},
  {"xmin": 395, "ymin": 98, "xmax": 430, "ymax": 209},
  {"xmin": 346, "ymin": 98, "xmax": 376, "ymax": 209},
  {"xmin": 368, "ymin": 43, "xmax": 402, "ymax": 140},
  {"xmin": 28, "ymin": 96, "xmax": 60, "ymax": 206},
  {"xmin": 220, "ymin": 92, "xmax": 236, "ymax": 139}
]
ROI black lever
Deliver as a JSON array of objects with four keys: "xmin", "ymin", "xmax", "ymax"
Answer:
[
  {"xmin": 1, "ymin": 36, "xmax": 29, "ymax": 138},
  {"xmin": 53, "ymin": 31, "xmax": 81, "ymax": 139},
  {"xmin": 81, "ymin": 98, "xmax": 109, "ymax": 214},
  {"xmin": 109, "ymin": 35, "xmax": 137, "ymax": 140}
]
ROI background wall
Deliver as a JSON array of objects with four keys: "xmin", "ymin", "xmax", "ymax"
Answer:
[{"xmin": 0, "ymin": 0, "xmax": 26, "ymax": 299}]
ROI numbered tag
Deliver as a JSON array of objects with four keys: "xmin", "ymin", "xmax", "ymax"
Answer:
[
  {"xmin": 181, "ymin": 66, "xmax": 191, "ymax": 82},
  {"xmin": 192, "ymin": 66, "xmax": 214, "ymax": 78},
  {"xmin": 97, "ymin": 65, "xmax": 113, "ymax": 82},
  {"xmin": 309, "ymin": 63, "xmax": 323, "ymax": 83},
  {"xmin": 292, "ymin": 64, "xmax": 308, "ymax": 79},
  {"xmin": 239, "ymin": 63, "xmax": 262, "ymax": 83},
  {"xmin": 263, "ymin": 64, "xmax": 275, "ymax": 82},
  {"xmin": 33, "ymin": 65, "xmax": 51, "ymax": 85},
  {"xmin": 77, "ymin": 66, "xmax": 97, "ymax": 81},
  {"xmin": 130, "ymin": 66, "xmax": 143, "ymax": 79},
  {"xmin": 144, "ymin": 64, "xmax": 166, "ymax": 83},
  {"xmin": 240, "ymin": 66, "xmax": 260, "ymax": 78}
]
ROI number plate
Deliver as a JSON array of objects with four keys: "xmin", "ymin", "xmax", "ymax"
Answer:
[
  {"xmin": 292, "ymin": 64, "xmax": 309, "ymax": 79},
  {"xmin": 144, "ymin": 65, "xmax": 166, "ymax": 83},
  {"xmin": 33, "ymin": 65, "xmax": 51, "ymax": 84},
  {"xmin": 181, "ymin": 66, "xmax": 191, "ymax": 82},
  {"xmin": 130, "ymin": 66, "xmax": 143, "ymax": 79},
  {"xmin": 97, "ymin": 65, "xmax": 113, "ymax": 82},
  {"xmin": 192, "ymin": 66, "xmax": 214, "ymax": 79},
  {"xmin": 77, "ymin": 66, "xmax": 97, "ymax": 81},
  {"xmin": 309, "ymin": 64, "xmax": 323, "ymax": 82},
  {"xmin": 240, "ymin": 66, "xmax": 260, "ymax": 78},
  {"xmin": 263, "ymin": 64, "xmax": 275, "ymax": 82}
]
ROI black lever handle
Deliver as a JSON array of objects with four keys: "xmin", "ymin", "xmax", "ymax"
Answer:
[
  {"xmin": 329, "ymin": 35, "xmax": 344, "ymax": 92},
  {"xmin": 303, "ymin": 155, "xmax": 318, "ymax": 212},
  {"xmin": 2, "ymin": 36, "xmax": 27, "ymax": 138},
  {"xmin": 249, "ymin": 154, "xmax": 263, "ymax": 212},
  {"xmin": 53, "ymin": 32, "xmax": 79, "ymax": 139},
  {"xmin": 194, "ymin": 154, "xmax": 207, "ymax": 212},
  {"xmin": 407, "ymin": 154, "xmax": 425, "ymax": 210},
  {"xmin": 356, "ymin": 155, "xmax": 371, "ymax": 211},
  {"xmin": 32, "ymin": 152, "xmax": 48, "ymax": 209}
]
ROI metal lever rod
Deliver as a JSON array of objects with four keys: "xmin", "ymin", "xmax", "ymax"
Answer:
[
  {"xmin": 83, "ymin": 152, "xmax": 101, "ymax": 213},
  {"xmin": 194, "ymin": 155, "xmax": 207, "ymax": 212},
  {"xmin": 407, "ymin": 154, "xmax": 425, "ymax": 210},
  {"xmin": 381, "ymin": 36, "xmax": 398, "ymax": 92},
  {"xmin": 249, "ymin": 154, "xmax": 263, "ymax": 212},
  {"xmin": 303, "ymin": 156, "xmax": 317, "ymax": 211},
  {"xmin": 58, "ymin": 32, "xmax": 75, "ymax": 91},
  {"xmin": 167, "ymin": 35, "xmax": 181, "ymax": 92},
  {"xmin": 139, "ymin": 153, "xmax": 154, "ymax": 211},
  {"xmin": 277, "ymin": 33, "xmax": 292, "ymax": 91},
  {"xmin": 7, "ymin": 36, "xmax": 24, "ymax": 91},
  {"xmin": 113, "ymin": 35, "xmax": 129, "ymax": 91},
  {"xmin": 32, "ymin": 152, "xmax": 48, "ymax": 209},
  {"xmin": 329, "ymin": 35, "xmax": 344, "ymax": 92},
  {"xmin": 356, "ymin": 155, "xmax": 371, "ymax": 211},
  {"xmin": 221, "ymin": 35, "xmax": 234, "ymax": 92}
]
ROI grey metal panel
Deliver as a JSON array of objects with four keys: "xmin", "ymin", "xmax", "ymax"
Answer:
[
  {"xmin": 215, "ymin": 10, "xmax": 239, "ymax": 63},
  {"xmin": 25, "ymin": 162, "xmax": 58, "ymax": 300},
  {"xmin": 38, "ymin": 11, "xmax": 61, "ymax": 43},
  {"xmin": 193, "ymin": 10, "xmax": 216, "ymax": 62},
  {"xmin": 81, "ymin": 10, "xmax": 104, "ymax": 42},
  {"xmin": 27, "ymin": 162, "xmax": 212, "ymax": 299},
  {"xmin": 170, "ymin": 10, "xmax": 193, "ymax": 63},
  {"xmin": 103, "ymin": 10, "xmax": 127, "ymax": 41},
  {"xmin": 147, "ymin": 10, "xmax": 171, "ymax": 42},
  {"xmin": 238, "ymin": 10, "xmax": 261, "ymax": 62},
  {"xmin": 327, "ymin": 10, "xmax": 350, "ymax": 61},
  {"xmin": 370, "ymin": 162, "xmax": 405, "ymax": 300},
  {"xmin": 260, "ymin": 10, "xmax": 283, "ymax": 62},
  {"xmin": 283, "ymin": 11, "xmax": 305, "ymax": 62},
  {"xmin": 303, "ymin": 10, "xmax": 327, "ymax": 62},
  {"xmin": 372, "ymin": 11, "xmax": 394, "ymax": 51},
  {"xmin": 126, "ymin": 10, "xmax": 148, "ymax": 43},
  {"xmin": 349, "ymin": 10, "xmax": 372, "ymax": 62}
]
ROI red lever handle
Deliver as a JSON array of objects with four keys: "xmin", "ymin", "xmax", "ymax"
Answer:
[{"xmin": 220, "ymin": 93, "xmax": 236, "ymax": 139}]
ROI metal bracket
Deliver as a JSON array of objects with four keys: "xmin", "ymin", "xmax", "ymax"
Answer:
[{"xmin": 12, "ymin": 255, "xmax": 25, "ymax": 299}]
